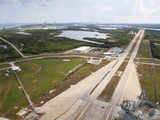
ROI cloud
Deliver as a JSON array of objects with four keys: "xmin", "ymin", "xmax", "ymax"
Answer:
[
  {"xmin": 0, "ymin": 0, "xmax": 17, "ymax": 4},
  {"xmin": 134, "ymin": 0, "xmax": 160, "ymax": 16},
  {"xmin": 0, "ymin": 0, "xmax": 160, "ymax": 23},
  {"xmin": 20, "ymin": 0, "xmax": 53, "ymax": 4},
  {"xmin": 0, "ymin": 0, "xmax": 53, "ymax": 5}
]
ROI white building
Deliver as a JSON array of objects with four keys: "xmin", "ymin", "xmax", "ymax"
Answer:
[
  {"xmin": 16, "ymin": 108, "xmax": 29, "ymax": 117},
  {"xmin": 104, "ymin": 47, "xmax": 123, "ymax": 57},
  {"xmin": 0, "ymin": 45, "xmax": 8, "ymax": 49},
  {"xmin": 10, "ymin": 62, "xmax": 21, "ymax": 72},
  {"xmin": 153, "ymin": 43, "xmax": 160, "ymax": 46},
  {"xmin": 74, "ymin": 46, "xmax": 92, "ymax": 53},
  {"xmin": 16, "ymin": 32, "xmax": 31, "ymax": 36},
  {"xmin": 129, "ymin": 31, "xmax": 136, "ymax": 35},
  {"xmin": 88, "ymin": 58, "xmax": 102, "ymax": 65}
]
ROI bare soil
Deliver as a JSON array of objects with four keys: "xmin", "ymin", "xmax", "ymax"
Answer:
[
  {"xmin": 98, "ymin": 76, "xmax": 120, "ymax": 102},
  {"xmin": 98, "ymin": 60, "xmax": 128, "ymax": 102}
]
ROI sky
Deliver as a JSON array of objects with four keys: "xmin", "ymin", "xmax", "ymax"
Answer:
[{"xmin": 1, "ymin": 0, "xmax": 160, "ymax": 24}]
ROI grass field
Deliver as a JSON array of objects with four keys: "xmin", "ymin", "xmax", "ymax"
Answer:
[
  {"xmin": 0, "ymin": 58, "xmax": 86, "ymax": 119},
  {"xmin": 138, "ymin": 64, "xmax": 160, "ymax": 103},
  {"xmin": 0, "ymin": 71, "xmax": 28, "ymax": 119},
  {"xmin": 78, "ymin": 64, "xmax": 92, "ymax": 73},
  {"xmin": 0, "ymin": 64, "xmax": 10, "ymax": 69},
  {"xmin": 0, "ymin": 28, "xmax": 134, "ymax": 61},
  {"xmin": 138, "ymin": 40, "xmax": 150, "ymax": 58},
  {"xmin": 137, "ymin": 39, "xmax": 160, "ymax": 102},
  {"xmin": 16, "ymin": 58, "xmax": 85, "ymax": 102},
  {"xmin": 144, "ymin": 30, "xmax": 160, "ymax": 59}
]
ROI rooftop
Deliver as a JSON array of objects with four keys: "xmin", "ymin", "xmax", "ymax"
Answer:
[{"xmin": 75, "ymin": 46, "xmax": 91, "ymax": 51}]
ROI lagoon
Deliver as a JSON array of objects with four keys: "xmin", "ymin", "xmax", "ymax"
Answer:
[{"xmin": 57, "ymin": 30, "xmax": 110, "ymax": 44}]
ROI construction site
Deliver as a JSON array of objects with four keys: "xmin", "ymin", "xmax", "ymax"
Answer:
[
  {"xmin": 33, "ymin": 30, "xmax": 160, "ymax": 120},
  {"xmin": 1, "ymin": 28, "xmax": 160, "ymax": 120},
  {"xmin": 2, "ymin": 0, "xmax": 160, "ymax": 118}
]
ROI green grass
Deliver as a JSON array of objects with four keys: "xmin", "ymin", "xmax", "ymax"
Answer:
[
  {"xmin": 68, "ymin": 63, "xmax": 94, "ymax": 81},
  {"xmin": 0, "ymin": 28, "xmax": 134, "ymax": 61},
  {"xmin": 144, "ymin": 30, "xmax": 160, "ymax": 59},
  {"xmin": 138, "ymin": 65, "xmax": 160, "ymax": 102},
  {"xmin": 138, "ymin": 65, "xmax": 154, "ymax": 101},
  {"xmin": 0, "ymin": 71, "xmax": 28, "ymax": 115},
  {"xmin": 137, "ymin": 40, "xmax": 160, "ymax": 102},
  {"xmin": 17, "ymin": 58, "xmax": 85, "ymax": 102},
  {"xmin": 79, "ymin": 64, "xmax": 92, "ymax": 73},
  {"xmin": 139, "ymin": 40, "xmax": 150, "ymax": 58},
  {"xmin": 0, "ymin": 64, "xmax": 10, "ymax": 69},
  {"xmin": 154, "ymin": 67, "xmax": 160, "ymax": 100},
  {"xmin": 0, "ymin": 58, "xmax": 85, "ymax": 118}
]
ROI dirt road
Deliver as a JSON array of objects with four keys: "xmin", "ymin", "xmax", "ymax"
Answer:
[{"xmin": 0, "ymin": 37, "xmax": 25, "ymax": 58}]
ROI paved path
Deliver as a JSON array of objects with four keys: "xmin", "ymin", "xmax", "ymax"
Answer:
[
  {"xmin": 16, "ymin": 29, "xmax": 143, "ymax": 120},
  {"xmin": 0, "ymin": 37, "xmax": 25, "ymax": 58},
  {"xmin": 55, "ymin": 30, "xmax": 143, "ymax": 120},
  {"xmin": 56, "ymin": 61, "xmax": 117, "ymax": 120},
  {"xmin": 135, "ymin": 62, "xmax": 160, "ymax": 66},
  {"xmin": 0, "ymin": 67, "xmax": 11, "ymax": 71},
  {"xmin": 0, "ymin": 55, "xmax": 93, "ymax": 66},
  {"xmin": 85, "ymin": 29, "xmax": 142, "ymax": 100},
  {"xmin": 111, "ymin": 62, "xmax": 141, "ymax": 105},
  {"xmin": 106, "ymin": 30, "xmax": 144, "ymax": 120},
  {"xmin": 39, "ymin": 61, "xmax": 116, "ymax": 120},
  {"xmin": 111, "ymin": 30, "xmax": 144, "ymax": 105},
  {"xmin": 13, "ymin": 71, "xmax": 34, "ymax": 108}
]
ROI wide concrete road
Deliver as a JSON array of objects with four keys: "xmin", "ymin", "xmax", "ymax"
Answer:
[
  {"xmin": 104, "ymin": 30, "xmax": 144, "ymax": 120},
  {"xmin": 58, "ymin": 30, "xmax": 143, "ymax": 120},
  {"xmin": 39, "ymin": 30, "xmax": 142, "ymax": 120},
  {"xmin": 111, "ymin": 30, "xmax": 144, "ymax": 105},
  {"xmin": 39, "ymin": 60, "xmax": 116, "ymax": 120},
  {"xmin": 0, "ymin": 67, "xmax": 11, "ymax": 71},
  {"xmin": 90, "ymin": 30, "xmax": 142, "ymax": 99},
  {"xmin": 0, "ymin": 55, "xmax": 97, "ymax": 66},
  {"xmin": 0, "ymin": 37, "xmax": 25, "ymax": 58}
]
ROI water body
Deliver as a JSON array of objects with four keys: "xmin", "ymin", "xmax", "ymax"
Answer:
[
  {"xmin": 0, "ymin": 23, "xmax": 25, "ymax": 29},
  {"xmin": 16, "ymin": 32, "xmax": 31, "ymax": 35},
  {"xmin": 57, "ymin": 30, "xmax": 110, "ymax": 44},
  {"xmin": 99, "ymin": 27, "xmax": 118, "ymax": 30},
  {"xmin": 144, "ymin": 28, "xmax": 160, "ymax": 31}
]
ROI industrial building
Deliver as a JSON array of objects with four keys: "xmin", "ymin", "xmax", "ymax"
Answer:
[
  {"xmin": 104, "ymin": 47, "xmax": 123, "ymax": 57},
  {"xmin": 74, "ymin": 46, "xmax": 92, "ymax": 53}
]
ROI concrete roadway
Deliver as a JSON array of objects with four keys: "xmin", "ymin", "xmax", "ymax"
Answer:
[
  {"xmin": 39, "ymin": 60, "xmax": 117, "ymax": 120},
  {"xmin": 0, "ymin": 55, "xmax": 99, "ymax": 66},
  {"xmin": 0, "ymin": 67, "xmax": 11, "ymax": 71},
  {"xmin": 53, "ymin": 30, "xmax": 143, "ymax": 120},
  {"xmin": 106, "ymin": 30, "xmax": 144, "ymax": 120},
  {"xmin": 0, "ymin": 37, "xmax": 25, "ymax": 58},
  {"xmin": 135, "ymin": 62, "xmax": 160, "ymax": 66},
  {"xmin": 111, "ymin": 30, "xmax": 144, "ymax": 105},
  {"xmin": 0, "ymin": 30, "xmax": 143, "ymax": 120},
  {"xmin": 0, "ymin": 30, "xmax": 146, "ymax": 120},
  {"xmin": 0, "ymin": 29, "xmax": 143, "ymax": 120},
  {"xmin": 73, "ymin": 30, "xmax": 143, "ymax": 120}
]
